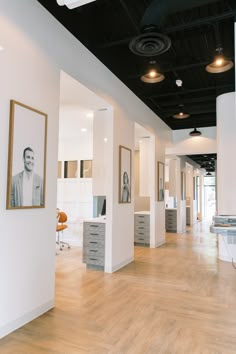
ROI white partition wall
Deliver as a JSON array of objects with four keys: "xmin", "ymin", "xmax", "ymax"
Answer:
[
  {"xmin": 217, "ymin": 92, "xmax": 236, "ymax": 215},
  {"xmin": 0, "ymin": 0, "xmax": 172, "ymax": 337},
  {"xmin": 0, "ymin": 2, "xmax": 59, "ymax": 338}
]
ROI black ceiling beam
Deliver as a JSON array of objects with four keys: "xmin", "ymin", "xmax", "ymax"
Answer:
[
  {"xmin": 157, "ymin": 95, "xmax": 216, "ymax": 107},
  {"xmin": 125, "ymin": 60, "xmax": 212, "ymax": 81},
  {"xmin": 119, "ymin": 0, "xmax": 140, "ymax": 33},
  {"xmin": 163, "ymin": 107, "xmax": 216, "ymax": 115},
  {"xmin": 97, "ymin": 10, "xmax": 236, "ymax": 49},
  {"xmin": 146, "ymin": 84, "xmax": 234, "ymax": 99}
]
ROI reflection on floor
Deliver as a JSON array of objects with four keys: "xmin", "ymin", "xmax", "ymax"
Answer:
[{"xmin": 2, "ymin": 220, "xmax": 236, "ymax": 354}]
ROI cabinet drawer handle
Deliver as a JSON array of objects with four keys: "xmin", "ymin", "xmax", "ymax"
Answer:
[
  {"xmin": 90, "ymin": 225, "xmax": 98, "ymax": 227},
  {"xmin": 89, "ymin": 258, "xmax": 98, "ymax": 261},
  {"xmin": 90, "ymin": 241, "xmax": 98, "ymax": 244},
  {"xmin": 90, "ymin": 233, "xmax": 99, "ymax": 236},
  {"xmin": 90, "ymin": 250, "xmax": 98, "ymax": 252},
  {"xmin": 138, "ymin": 227, "xmax": 144, "ymax": 229},
  {"xmin": 138, "ymin": 238, "xmax": 145, "ymax": 240}
]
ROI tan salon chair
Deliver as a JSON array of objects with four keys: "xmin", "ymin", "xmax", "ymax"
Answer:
[{"xmin": 56, "ymin": 211, "xmax": 70, "ymax": 250}]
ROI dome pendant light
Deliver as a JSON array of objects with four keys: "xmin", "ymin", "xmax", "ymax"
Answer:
[
  {"xmin": 140, "ymin": 60, "xmax": 165, "ymax": 83},
  {"xmin": 206, "ymin": 47, "xmax": 234, "ymax": 74},
  {"xmin": 189, "ymin": 128, "xmax": 202, "ymax": 137},
  {"xmin": 173, "ymin": 104, "xmax": 190, "ymax": 119}
]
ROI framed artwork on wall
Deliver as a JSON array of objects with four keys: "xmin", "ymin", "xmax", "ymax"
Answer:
[
  {"xmin": 119, "ymin": 145, "xmax": 131, "ymax": 203},
  {"xmin": 181, "ymin": 171, "xmax": 186, "ymax": 200},
  {"xmin": 157, "ymin": 161, "xmax": 164, "ymax": 201},
  {"xmin": 6, "ymin": 100, "xmax": 47, "ymax": 209}
]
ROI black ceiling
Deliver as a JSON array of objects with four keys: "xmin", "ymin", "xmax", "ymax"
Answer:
[
  {"xmin": 38, "ymin": 0, "xmax": 235, "ymax": 130},
  {"xmin": 187, "ymin": 153, "xmax": 217, "ymax": 172}
]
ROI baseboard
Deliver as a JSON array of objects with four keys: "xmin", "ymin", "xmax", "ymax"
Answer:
[
  {"xmin": 150, "ymin": 240, "xmax": 166, "ymax": 248},
  {"xmin": 0, "ymin": 299, "xmax": 54, "ymax": 339},
  {"xmin": 218, "ymin": 254, "xmax": 232, "ymax": 262},
  {"xmin": 109, "ymin": 256, "xmax": 134, "ymax": 273}
]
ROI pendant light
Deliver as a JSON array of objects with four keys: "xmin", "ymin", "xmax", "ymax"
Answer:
[
  {"xmin": 173, "ymin": 104, "xmax": 190, "ymax": 119},
  {"xmin": 189, "ymin": 128, "xmax": 202, "ymax": 137},
  {"xmin": 140, "ymin": 60, "xmax": 165, "ymax": 83},
  {"xmin": 206, "ymin": 47, "xmax": 233, "ymax": 74}
]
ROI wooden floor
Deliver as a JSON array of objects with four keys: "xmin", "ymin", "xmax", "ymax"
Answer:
[{"xmin": 1, "ymin": 222, "xmax": 236, "ymax": 353}]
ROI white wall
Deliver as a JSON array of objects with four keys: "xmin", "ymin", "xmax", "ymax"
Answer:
[
  {"xmin": 166, "ymin": 127, "xmax": 216, "ymax": 155},
  {"xmin": 0, "ymin": 2, "xmax": 60, "ymax": 337},
  {"xmin": 0, "ymin": 0, "xmax": 172, "ymax": 336},
  {"xmin": 217, "ymin": 92, "xmax": 236, "ymax": 214}
]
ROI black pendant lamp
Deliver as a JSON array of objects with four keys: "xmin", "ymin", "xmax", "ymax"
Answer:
[
  {"xmin": 206, "ymin": 47, "xmax": 233, "ymax": 74},
  {"xmin": 189, "ymin": 128, "xmax": 202, "ymax": 137},
  {"xmin": 140, "ymin": 60, "xmax": 165, "ymax": 83}
]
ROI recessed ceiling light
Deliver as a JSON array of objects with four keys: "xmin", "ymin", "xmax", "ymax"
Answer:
[
  {"xmin": 0, "ymin": 46, "xmax": 4, "ymax": 51},
  {"xmin": 104, "ymin": 138, "xmax": 108, "ymax": 142},
  {"xmin": 86, "ymin": 112, "xmax": 94, "ymax": 118},
  {"xmin": 81, "ymin": 128, "xmax": 87, "ymax": 132}
]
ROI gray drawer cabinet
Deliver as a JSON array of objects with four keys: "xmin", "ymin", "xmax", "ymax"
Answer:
[
  {"xmin": 134, "ymin": 214, "xmax": 150, "ymax": 246},
  {"xmin": 83, "ymin": 222, "xmax": 105, "ymax": 270},
  {"xmin": 165, "ymin": 209, "xmax": 177, "ymax": 232}
]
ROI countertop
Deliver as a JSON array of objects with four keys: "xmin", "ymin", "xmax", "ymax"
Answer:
[
  {"xmin": 210, "ymin": 225, "xmax": 236, "ymax": 234},
  {"xmin": 83, "ymin": 216, "xmax": 106, "ymax": 224},
  {"xmin": 134, "ymin": 211, "xmax": 150, "ymax": 215}
]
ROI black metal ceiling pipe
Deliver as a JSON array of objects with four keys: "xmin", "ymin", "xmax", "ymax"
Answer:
[{"xmin": 141, "ymin": 0, "xmax": 220, "ymax": 31}]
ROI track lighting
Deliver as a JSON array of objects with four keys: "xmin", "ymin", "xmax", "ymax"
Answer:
[
  {"xmin": 189, "ymin": 128, "xmax": 202, "ymax": 137},
  {"xmin": 206, "ymin": 47, "xmax": 233, "ymax": 74},
  {"xmin": 140, "ymin": 60, "xmax": 165, "ymax": 83}
]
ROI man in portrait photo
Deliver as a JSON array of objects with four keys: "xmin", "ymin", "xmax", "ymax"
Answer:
[{"xmin": 11, "ymin": 147, "xmax": 44, "ymax": 207}]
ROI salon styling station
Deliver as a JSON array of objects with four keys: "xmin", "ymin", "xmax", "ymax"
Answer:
[
  {"xmin": 83, "ymin": 216, "xmax": 106, "ymax": 270},
  {"xmin": 134, "ymin": 211, "xmax": 150, "ymax": 246},
  {"xmin": 210, "ymin": 215, "xmax": 236, "ymax": 263}
]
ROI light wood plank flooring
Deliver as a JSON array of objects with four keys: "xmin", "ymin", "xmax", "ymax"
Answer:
[{"xmin": 1, "ymin": 222, "xmax": 236, "ymax": 353}]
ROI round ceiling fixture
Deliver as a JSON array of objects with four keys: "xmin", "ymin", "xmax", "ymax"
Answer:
[
  {"xmin": 206, "ymin": 48, "xmax": 234, "ymax": 74},
  {"xmin": 140, "ymin": 61, "xmax": 165, "ymax": 83},
  {"xmin": 129, "ymin": 32, "xmax": 171, "ymax": 57},
  {"xmin": 173, "ymin": 104, "xmax": 190, "ymax": 119},
  {"xmin": 173, "ymin": 112, "xmax": 190, "ymax": 119},
  {"xmin": 189, "ymin": 128, "xmax": 202, "ymax": 137}
]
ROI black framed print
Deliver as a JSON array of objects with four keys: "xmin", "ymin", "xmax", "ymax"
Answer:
[
  {"xmin": 157, "ymin": 161, "xmax": 164, "ymax": 201},
  {"xmin": 119, "ymin": 145, "xmax": 131, "ymax": 203}
]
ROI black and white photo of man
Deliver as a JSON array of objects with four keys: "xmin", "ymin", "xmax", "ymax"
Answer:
[{"xmin": 11, "ymin": 147, "xmax": 44, "ymax": 207}]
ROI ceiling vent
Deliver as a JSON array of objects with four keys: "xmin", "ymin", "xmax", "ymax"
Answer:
[
  {"xmin": 129, "ymin": 30, "xmax": 171, "ymax": 57},
  {"xmin": 129, "ymin": 0, "xmax": 219, "ymax": 57}
]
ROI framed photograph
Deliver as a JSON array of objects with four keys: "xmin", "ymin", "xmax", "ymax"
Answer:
[
  {"xmin": 119, "ymin": 145, "xmax": 131, "ymax": 203},
  {"xmin": 181, "ymin": 171, "xmax": 186, "ymax": 200},
  {"xmin": 193, "ymin": 176, "xmax": 196, "ymax": 200},
  {"xmin": 157, "ymin": 161, "xmax": 164, "ymax": 201},
  {"xmin": 6, "ymin": 100, "xmax": 47, "ymax": 209}
]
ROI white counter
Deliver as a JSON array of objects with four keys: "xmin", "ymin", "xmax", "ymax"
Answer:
[
  {"xmin": 134, "ymin": 211, "xmax": 150, "ymax": 215},
  {"xmin": 83, "ymin": 216, "xmax": 106, "ymax": 224}
]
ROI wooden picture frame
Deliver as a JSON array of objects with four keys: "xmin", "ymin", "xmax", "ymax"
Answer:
[
  {"xmin": 119, "ymin": 145, "xmax": 131, "ymax": 203},
  {"xmin": 181, "ymin": 171, "xmax": 186, "ymax": 200},
  {"xmin": 6, "ymin": 100, "xmax": 47, "ymax": 209},
  {"xmin": 157, "ymin": 161, "xmax": 164, "ymax": 201}
]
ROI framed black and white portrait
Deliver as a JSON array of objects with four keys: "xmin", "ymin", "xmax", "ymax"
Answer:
[
  {"xmin": 119, "ymin": 145, "xmax": 131, "ymax": 203},
  {"xmin": 157, "ymin": 161, "xmax": 164, "ymax": 201},
  {"xmin": 6, "ymin": 100, "xmax": 47, "ymax": 209}
]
